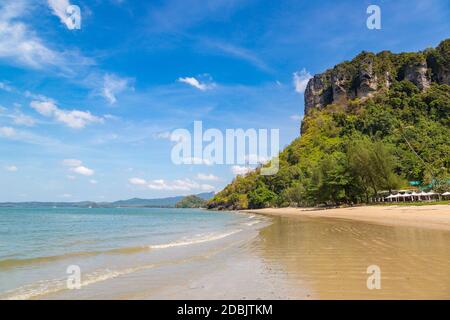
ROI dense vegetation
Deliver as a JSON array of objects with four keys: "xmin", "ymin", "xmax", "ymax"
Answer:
[
  {"xmin": 208, "ymin": 40, "xmax": 450, "ymax": 210},
  {"xmin": 176, "ymin": 195, "xmax": 207, "ymax": 208}
]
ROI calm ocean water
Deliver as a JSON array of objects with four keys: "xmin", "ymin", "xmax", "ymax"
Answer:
[{"xmin": 0, "ymin": 207, "xmax": 266, "ymax": 299}]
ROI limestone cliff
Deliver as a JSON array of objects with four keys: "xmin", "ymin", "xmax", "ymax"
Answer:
[{"xmin": 304, "ymin": 39, "xmax": 450, "ymax": 116}]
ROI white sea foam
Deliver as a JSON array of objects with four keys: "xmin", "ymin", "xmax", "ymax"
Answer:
[
  {"xmin": 148, "ymin": 230, "xmax": 242, "ymax": 249},
  {"xmin": 3, "ymin": 263, "xmax": 156, "ymax": 300},
  {"xmin": 4, "ymin": 230, "xmax": 244, "ymax": 299},
  {"xmin": 244, "ymin": 220, "xmax": 261, "ymax": 226}
]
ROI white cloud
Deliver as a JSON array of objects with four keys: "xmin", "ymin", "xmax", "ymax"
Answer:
[
  {"xmin": 245, "ymin": 154, "xmax": 268, "ymax": 165},
  {"xmin": 199, "ymin": 184, "xmax": 215, "ymax": 191},
  {"xmin": 13, "ymin": 113, "xmax": 35, "ymax": 126},
  {"xmin": 0, "ymin": 104, "xmax": 36, "ymax": 126},
  {"xmin": 102, "ymin": 74, "xmax": 133, "ymax": 104},
  {"xmin": 128, "ymin": 177, "xmax": 147, "ymax": 186},
  {"xmin": 89, "ymin": 179, "xmax": 98, "ymax": 184},
  {"xmin": 129, "ymin": 177, "xmax": 214, "ymax": 192},
  {"xmin": 293, "ymin": 69, "xmax": 312, "ymax": 94},
  {"xmin": 62, "ymin": 158, "xmax": 82, "ymax": 167},
  {"xmin": 62, "ymin": 159, "xmax": 94, "ymax": 176},
  {"xmin": 231, "ymin": 165, "xmax": 252, "ymax": 175},
  {"xmin": 196, "ymin": 173, "xmax": 219, "ymax": 181},
  {"xmin": 66, "ymin": 175, "xmax": 76, "ymax": 180},
  {"xmin": 30, "ymin": 100, "xmax": 103, "ymax": 129},
  {"xmin": 0, "ymin": 125, "xmax": 58, "ymax": 145},
  {"xmin": 70, "ymin": 165, "xmax": 94, "ymax": 176},
  {"xmin": 290, "ymin": 114, "xmax": 303, "ymax": 121},
  {"xmin": 0, "ymin": 1, "xmax": 91, "ymax": 72},
  {"xmin": 0, "ymin": 126, "xmax": 16, "ymax": 138},
  {"xmin": 5, "ymin": 165, "xmax": 18, "ymax": 172},
  {"xmin": 0, "ymin": 82, "xmax": 14, "ymax": 92},
  {"xmin": 204, "ymin": 40, "xmax": 271, "ymax": 72},
  {"xmin": 178, "ymin": 76, "xmax": 215, "ymax": 91}
]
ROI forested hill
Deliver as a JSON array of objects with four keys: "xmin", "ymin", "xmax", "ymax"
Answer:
[{"xmin": 208, "ymin": 39, "xmax": 450, "ymax": 210}]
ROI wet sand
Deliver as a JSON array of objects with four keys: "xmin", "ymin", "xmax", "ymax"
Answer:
[
  {"xmin": 241, "ymin": 205, "xmax": 450, "ymax": 231},
  {"xmin": 150, "ymin": 212, "xmax": 450, "ymax": 299},
  {"xmin": 239, "ymin": 205, "xmax": 450, "ymax": 299},
  {"xmin": 255, "ymin": 215, "xmax": 450, "ymax": 299}
]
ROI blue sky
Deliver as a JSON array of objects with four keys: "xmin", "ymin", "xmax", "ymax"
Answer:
[{"xmin": 0, "ymin": 0, "xmax": 449, "ymax": 202}]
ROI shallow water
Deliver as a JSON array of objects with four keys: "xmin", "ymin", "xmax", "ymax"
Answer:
[
  {"xmin": 0, "ymin": 207, "xmax": 265, "ymax": 299},
  {"xmin": 1, "ymin": 207, "xmax": 449, "ymax": 299},
  {"xmin": 256, "ymin": 216, "xmax": 450, "ymax": 299}
]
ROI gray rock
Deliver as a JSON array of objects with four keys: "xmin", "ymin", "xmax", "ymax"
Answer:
[{"xmin": 403, "ymin": 60, "xmax": 431, "ymax": 90}]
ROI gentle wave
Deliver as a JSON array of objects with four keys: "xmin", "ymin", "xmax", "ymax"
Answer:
[
  {"xmin": 0, "ymin": 230, "xmax": 242, "ymax": 270},
  {"xmin": 0, "ymin": 251, "xmax": 101, "ymax": 270},
  {"xmin": 148, "ymin": 230, "xmax": 242, "ymax": 249},
  {"xmin": 244, "ymin": 220, "xmax": 261, "ymax": 226},
  {"xmin": 1, "ymin": 230, "xmax": 244, "ymax": 299},
  {"xmin": 3, "ymin": 263, "xmax": 156, "ymax": 300}
]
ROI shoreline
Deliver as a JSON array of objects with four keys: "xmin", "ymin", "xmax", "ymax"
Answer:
[{"xmin": 240, "ymin": 204, "xmax": 450, "ymax": 231}]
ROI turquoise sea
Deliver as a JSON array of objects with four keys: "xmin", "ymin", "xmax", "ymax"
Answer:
[{"xmin": 0, "ymin": 207, "xmax": 266, "ymax": 299}]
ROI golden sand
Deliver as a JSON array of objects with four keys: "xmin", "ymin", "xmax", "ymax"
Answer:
[{"xmin": 241, "ymin": 204, "xmax": 450, "ymax": 231}]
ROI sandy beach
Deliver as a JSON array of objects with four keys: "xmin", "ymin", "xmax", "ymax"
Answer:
[
  {"xmin": 241, "ymin": 204, "xmax": 450, "ymax": 231},
  {"xmin": 2, "ymin": 206, "xmax": 449, "ymax": 299}
]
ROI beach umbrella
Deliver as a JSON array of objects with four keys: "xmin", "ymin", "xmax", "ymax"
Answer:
[{"xmin": 442, "ymin": 192, "xmax": 450, "ymax": 196}]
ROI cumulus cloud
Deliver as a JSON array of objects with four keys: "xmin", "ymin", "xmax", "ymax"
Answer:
[
  {"xmin": 293, "ymin": 69, "xmax": 312, "ymax": 94},
  {"xmin": 62, "ymin": 158, "xmax": 94, "ymax": 176},
  {"xmin": 70, "ymin": 165, "xmax": 94, "ymax": 176},
  {"xmin": 231, "ymin": 165, "xmax": 252, "ymax": 175},
  {"xmin": 128, "ymin": 177, "xmax": 147, "ymax": 186},
  {"xmin": 129, "ymin": 177, "xmax": 214, "ymax": 192},
  {"xmin": 30, "ymin": 100, "xmax": 103, "ymax": 129},
  {"xmin": 102, "ymin": 74, "xmax": 133, "ymax": 104},
  {"xmin": 196, "ymin": 173, "xmax": 219, "ymax": 181},
  {"xmin": 178, "ymin": 75, "xmax": 215, "ymax": 91},
  {"xmin": 5, "ymin": 165, "xmax": 18, "ymax": 172}
]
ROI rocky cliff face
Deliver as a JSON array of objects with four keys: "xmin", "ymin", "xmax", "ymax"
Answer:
[{"xmin": 304, "ymin": 39, "xmax": 450, "ymax": 115}]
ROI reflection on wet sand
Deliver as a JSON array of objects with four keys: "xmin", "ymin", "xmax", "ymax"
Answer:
[{"xmin": 256, "ymin": 216, "xmax": 450, "ymax": 299}]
